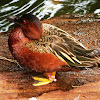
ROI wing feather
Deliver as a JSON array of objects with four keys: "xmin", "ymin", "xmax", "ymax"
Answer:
[{"xmin": 43, "ymin": 23, "xmax": 100, "ymax": 68}]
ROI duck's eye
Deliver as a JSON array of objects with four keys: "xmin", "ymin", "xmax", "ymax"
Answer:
[{"xmin": 22, "ymin": 20, "xmax": 26, "ymax": 24}]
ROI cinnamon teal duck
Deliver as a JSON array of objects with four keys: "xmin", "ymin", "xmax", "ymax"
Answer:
[{"xmin": 7, "ymin": 13, "xmax": 100, "ymax": 86}]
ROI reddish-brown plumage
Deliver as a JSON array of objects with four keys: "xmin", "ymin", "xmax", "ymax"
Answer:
[
  {"xmin": 21, "ymin": 21, "xmax": 44, "ymax": 40},
  {"xmin": 7, "ymin": 13, "xmax": 100, "ymax": 86},
  {"xmin": 15, "ymin": 47, "xmax": 67, "ymax": 72},
  {"xmin": 8, "ymin": 24, "xmax": 67, "ymax": 73}
]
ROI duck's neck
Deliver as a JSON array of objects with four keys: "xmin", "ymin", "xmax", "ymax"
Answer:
[{"xmin": 8, "ymin": 26, "xmax": 29, "ymax": 52}]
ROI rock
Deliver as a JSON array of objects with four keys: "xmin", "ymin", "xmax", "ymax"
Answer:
[{"xmin": 37, "ymin": 81, "xmax": 100, "ymax": 100}]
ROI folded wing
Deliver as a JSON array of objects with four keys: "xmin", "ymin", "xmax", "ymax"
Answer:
[{"xmin": 43, "ymin": 23, "xmax": 100, "ymax": 68}]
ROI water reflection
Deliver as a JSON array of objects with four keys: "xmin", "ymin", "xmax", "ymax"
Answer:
[
  {"xmin": 71, "ymin": 0, "xmax": 95, "ymax": 14},
  {"xmin": 33, "ymin": 0, "xmax": 63, "ymax": 19},
  {"xmin": 0, "ymin": 0, "xmax": 99, "ymax": 32}
]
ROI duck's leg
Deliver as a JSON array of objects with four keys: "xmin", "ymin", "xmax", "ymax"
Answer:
[
  {"xmin": 0, "ymin": 56, "xmax": 22, "ymax": 68},
  {"xmin": 33, "ymin": 72, "xmax": 56, "ymax": 86}
]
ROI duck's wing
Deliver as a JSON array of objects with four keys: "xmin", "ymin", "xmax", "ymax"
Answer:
[{"xmin": 43, "ymin": 23, "xmax": 100, "ymax": 68}]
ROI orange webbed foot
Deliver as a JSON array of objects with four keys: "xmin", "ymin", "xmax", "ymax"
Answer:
[
  {"xmin": 44, "ymin": 72, "xmax": 57, "ymax": 82},
  {"xmin": 33, "ymin": 72, "xmax": 56, "ymax": 86}
]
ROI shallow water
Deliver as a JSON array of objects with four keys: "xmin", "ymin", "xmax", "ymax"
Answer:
[{"xmin": 0, "ymin": 0, "xmax": 100, "ymax": 32}]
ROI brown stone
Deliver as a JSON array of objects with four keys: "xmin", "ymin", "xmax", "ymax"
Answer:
[{"xmin": 37, "ymin": 81, "xmax": 100, "ymax": 100}]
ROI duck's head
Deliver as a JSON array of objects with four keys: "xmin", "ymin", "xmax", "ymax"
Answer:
[{"xmin": 7, "ymin": 13, "xmax": 43, "ymax": 40}]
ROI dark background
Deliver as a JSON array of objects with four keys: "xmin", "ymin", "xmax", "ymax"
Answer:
[{"xmin": 0, "ymin": 0, "xmax": 100, "ymax": 32}]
